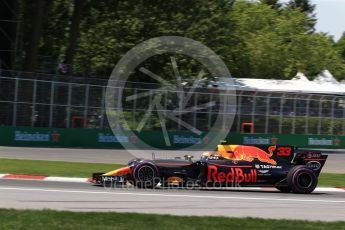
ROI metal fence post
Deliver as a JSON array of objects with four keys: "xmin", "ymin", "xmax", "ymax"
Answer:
[
  {"xmin": 132, "ymin": 88, "xmax": 137, "ymax": 129},
  {"xmin": 177, "ymin": 90, "xmax": 183, "ymax": 130},
  {"xmin": 251, "ymin": 92, "xmax": 257, "ymax": 125},
  {"xmin": 279, "ymin": 94, "xmax": 285, "ymax": 134},
  {"xmin": 305, "ymin": 95, "xmax": 311, "ymax": 134},
  {"xmin": 193, "ymin": 93, "xmax": 198, "ymax": 128},
  {"xmin": 66, "ymin": 83, "xmax": 72, "ymax": 128},
  {"xmin": 116, "ymin": 88, "xmax": 122, "ymax": 129},
  {"xmin": 292, "ymin": 94, "xmax": 297, "ymax": 134},
  {"xmin": 208, "ymin": 94, "xmax": 213, "ymax": 130},
  {"xmin": 236, "ymin": 91, "xmax": 243, "ymax": 133},
  {"xmin": 31, "ymin": 80, "xmax": 37, "ymax": 127},
  {"xmin": 148, "ymin": 90, "xmax": 153, "ymax": 129},
  {"xmin": 265, "ymin": 94, "xmax": 271, "ymax": 133},
  {"xmin": 318, "ymin": 96, "xmax": 325, "ymax": 135},
  {"xmin": 330, "ymin": 97, "xmax": 336, "ymax": 135},
  {"xmin": 100, "ymin": 86, "xmax": 105, "ymax": 129},
  {"xmin": 48, "ymin": 81, "xmax": 55, "ymax": 128},
  {"xmin": 83, "ymin": 84, "xmax": 89, "ymax": 128},
  {"xmin": 222, "ymin": 93, "xmax": 227, "ymax": 131},
  {"xmin": 12, "ymin": 78, "xmax": 19, "ymax": 126}
]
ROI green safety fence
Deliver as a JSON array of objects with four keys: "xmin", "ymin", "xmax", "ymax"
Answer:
[{"xmin": 0, "ymin": 126, "xmax": 344, "ymax": 150}]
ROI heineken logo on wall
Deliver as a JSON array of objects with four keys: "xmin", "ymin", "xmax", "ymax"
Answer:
[
  {"xmin": 97, "ymin": 133, "xmax": 130, "ymax": 143},
  {"xmin": 308, "ymin": 137, "xmax": 341, "ymax": 146},
  {"xmin": 243, "ymin": 136, "xmax": 270, "ymax": 145},
  {"xmin": 243, "ymin": 136, "xmax": 278, "ymax": 145},
  {"xmin": 14, "ymin": 131, "xmax": 60, "ymax": 142},
  {"xmin": 172, "ymin": 135, "xmax": 202, "ymax": 144}
]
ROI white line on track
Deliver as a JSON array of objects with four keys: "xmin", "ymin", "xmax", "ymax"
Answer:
[
  {"xmin": 43, "ymin": 177, "xmax": 88, "ymax": 183},
  {"xmin": 0, "ymin": 187, "xmax": 345, "ymax": 204},
  {"xmin": 315, "ymin": 187, "xmax": 345, "ymax": 192}
]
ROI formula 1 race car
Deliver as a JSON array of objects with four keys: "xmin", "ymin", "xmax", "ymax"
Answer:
[{"xmin": 91, "ymin": 141, "xmax": 328, "ymax": 194}]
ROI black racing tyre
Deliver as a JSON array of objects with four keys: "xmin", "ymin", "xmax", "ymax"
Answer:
[
  {"xmin": 132, "ymin": 163, "xmax": 159, "ymax": 189},
  {"xmin": 287, "ymin": 165, "xmax": 317, "ymax": 194},
  {"xmin": 275, "ymin": 185, "xmax": 291, "ymax": 193}
]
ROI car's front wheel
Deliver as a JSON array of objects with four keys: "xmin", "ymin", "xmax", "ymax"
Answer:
[{"xmin": 132, "ymin": 163, "xmax": 159, "ymax": 188}]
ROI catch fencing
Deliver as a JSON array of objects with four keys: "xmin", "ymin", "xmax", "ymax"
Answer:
[{"xmin": 0, "ymin": 70, "xmax": 345, "ymax": 136}]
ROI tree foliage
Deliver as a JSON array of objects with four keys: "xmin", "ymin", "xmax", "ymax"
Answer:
[
  {"xmin": 15, "ymin": 0, "xmax": 345, "ymax": 80},
  {"xmin": 287, "ymin": 0, "xmax": 316, "ymax": 31},
  {"xmin": 260, "ymin": 0, "xmax": 282, "ymax": 10},
  {"xmin": 224, "ymin": 1, "xmax": 345, "ymax": 79},
  {"xmin": 336, "ymin": 33, "xmax": 345, "ymax": 60}
]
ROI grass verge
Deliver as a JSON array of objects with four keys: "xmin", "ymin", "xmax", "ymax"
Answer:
[
  {"xmin": 0, "ymin": 158, "xmax": 123, "ymax": 178},
  {"xmin": 0, "ymin": 158, "xmax": 344, "ymax": 187},
  {"xmin": 318, "ymin": 173, "xmax": 345, "ymax": 187},
  {"xmin": 0, "ymin": 209, "xmax": 344, "ymax": 230}
]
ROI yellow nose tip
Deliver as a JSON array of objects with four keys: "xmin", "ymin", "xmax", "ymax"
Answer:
[{"xmin": 103, "ymin": 166, "xmax": 131, "ymax": 176}]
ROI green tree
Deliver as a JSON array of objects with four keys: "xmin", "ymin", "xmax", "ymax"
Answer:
[
  {"xmin": 225, "ymin": 0, "xmax": 345, "ymax": 79},
  {"xmin": 16, "ymin": 0, "xmax": 345, "ymax": 81},
  {"xmin": 64, "ymin": 0, "xmax": 85, "ymax": 69},
  {"xmin": 74, "ymin": 0, "xmax": 236, "ymax": 77},
  {"xmin": 260, "ymin": 0, "xmax": 282, "ymax": 10},
  {"xmin": 22, "ymin": 0, "xmax": 51, "ymax": 72},
  {"xmin": 336, "ymin": 33, "xmax": 345, "ymax": 60},
  {"xmin": 284, "ymin": 33, "xmax": 345, "ymax": 79},
  {"xmin": 38, "ymin": 0, "xmax": 72, "ymax": 72},
  {"xmin": 287, "ymin": 0, "xmax": 316, "ymax": 31},
  {"xmin": 288, "ymin": 0, "xmax": 315, "ymax": 14}
]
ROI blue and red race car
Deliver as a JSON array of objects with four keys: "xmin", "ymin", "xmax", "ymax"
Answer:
[{"xmin": 92, "ymin": 141, "xmax": 328, "ymax": 193}]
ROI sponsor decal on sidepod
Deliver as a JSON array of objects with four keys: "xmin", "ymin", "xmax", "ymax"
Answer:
[
  {"xmin": 207, "ymin": 166, "xmax": 257, "ymax": 183},
  {"xmin": 306, "ymin": 161, "xmax": 321, "ymax": 171},
  {"xmin": 218, "ymin": 145, "xmax": 277, "ymax": 165}
]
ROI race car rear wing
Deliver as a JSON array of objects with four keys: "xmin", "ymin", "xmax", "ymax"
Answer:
[{"xmin": 292, "ymin": 150, "xmax": 328, "ymax": 175}]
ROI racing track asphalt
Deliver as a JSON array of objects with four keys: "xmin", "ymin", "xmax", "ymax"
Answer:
[
  {"xmin": 0, "ymin": 179, "xmax": 345, "ymax": 221},
  {"xmin": 0, "ymin": 146, "xmax": 345, "ymax": 173}
]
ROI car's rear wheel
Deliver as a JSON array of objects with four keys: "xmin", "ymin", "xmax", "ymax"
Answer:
[
  {"xmin": 287, "ymin": 165, "xmax": 317, "ymax": 194},
  {"xmin": 132, "ymin": 163, "xmax": 159, "ymax": 188}
]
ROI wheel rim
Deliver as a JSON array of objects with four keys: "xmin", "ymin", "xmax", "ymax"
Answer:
[
  {"xmin": 297, "ymin": 172, "xmax": 312, "ymax": 188},
  {"xmin": 137, "ymin": 166, "xmax": 155, "ymax": 182}
]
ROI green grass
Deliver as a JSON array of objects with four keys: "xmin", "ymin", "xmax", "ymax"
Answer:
[
  {"xmin": 0, "ymin": 209, "xmax": 344, "ymax": 230},
  {"xmin": 0, "ymin": 158, "xmax": 124, "ymax": 178},
  {"xmin": 0, "ymin": 158, "xmax": 344, "ymax": 187},
  {"xmin": 318, "ymin": 173, "xmax": 345, "ymax": 187}
]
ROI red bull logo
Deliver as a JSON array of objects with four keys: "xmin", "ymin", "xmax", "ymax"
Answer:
[
  {"xmin": 207, "ymin": 165, "xmax": 257, "ymax": 183},
  {"xmin": 218, "ymin": 145, "xmax": 277, "ymax": 165}
]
